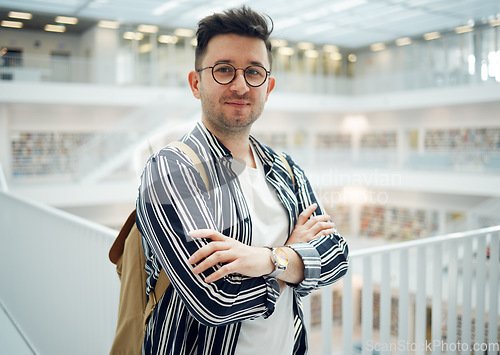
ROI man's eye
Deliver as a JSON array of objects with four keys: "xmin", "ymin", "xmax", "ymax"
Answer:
[
  {"xmin": 247, "ymin": 68, "xmax": 263, "ymax": 76},
  {"xmin": 216, "ymin": 66, "xmax": 233, "ymax": 73}
]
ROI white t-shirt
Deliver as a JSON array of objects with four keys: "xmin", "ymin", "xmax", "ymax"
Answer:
[{"xmin": 233, "ymin": 146, "xmax": 295, "ymax": 355}]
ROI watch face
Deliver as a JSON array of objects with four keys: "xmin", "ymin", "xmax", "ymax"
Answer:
[{"xmin": 274, "ymin": 248, "xmax": 289, "ymax": 268}]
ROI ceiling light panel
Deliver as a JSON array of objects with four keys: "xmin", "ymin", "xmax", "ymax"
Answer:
[
  {"xmin": 8, "ymin": 11, "xmax": 32, "ymax": 20},
  {"xmin": 0, "ymin": 0, "xmax": 498, "ymax": 49},
  {"xmin": 55, "ymin": 16, "xmax": 78, "ymax": 25},
  {"xmin": 137, "ymin": 24, "xmax": 158, "ymax": 33},
  {"xmin": 98, "ymin": 20, "xmax": 120, "ymax": 29},
  {"xmin": 1, "ymin": 20, "xmax": 23, "ymax": 28},
  {"xmin": 45, "ymin": 24, "xmax": 66, "ymax": 32}
]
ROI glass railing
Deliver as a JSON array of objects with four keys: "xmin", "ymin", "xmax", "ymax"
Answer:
[
  {"xmin": 1, "ymin": 53, "xmax": 498, "ymax": 95},
  {"xmin": 8, "ymin": 144, "xmax": 500, "ymax": 182}
]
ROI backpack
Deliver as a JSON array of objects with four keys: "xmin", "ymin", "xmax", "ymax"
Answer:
[
  {"xmin": 108, "ymin": 142, "xmax": 293, "ymax": 354},
  {"xmin": 108, "ymin": 141, "xmax": 209, "ymax": 355}
]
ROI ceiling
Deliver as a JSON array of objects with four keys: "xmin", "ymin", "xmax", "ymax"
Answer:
[{"xmin": 0, "ymin": 0, "xmax": 499, "ymax": 49}]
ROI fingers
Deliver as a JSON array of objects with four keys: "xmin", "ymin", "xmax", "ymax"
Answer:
[
  {"xmin": 188, "ymin": 230, "xmax": 229, "ymax": 265},
  {"xmin": 308, "ymin": 221, "xmax": 336, "ymax": 237},
  {"xmin": 192, "ymin": 249, "xmax": 233, "ymax": 278},
  {"xmin": 296, "ymin": 203, "xmax": 317, "ymax": 226},
  {"xmin": 303, "ymin": 214, "xmax": 331, "ymax": 230},
  {"xmin": 314, "ymin": 227, "xmax": 337, "ymax": 239},
  {"xmin": 189, "ymin": 229, "xmax": 227, "ymax": 241}
]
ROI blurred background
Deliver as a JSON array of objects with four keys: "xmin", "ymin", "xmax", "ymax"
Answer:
[{"xmin": 0, "ymin": 0, "xmax": 499, "ymax": 354}]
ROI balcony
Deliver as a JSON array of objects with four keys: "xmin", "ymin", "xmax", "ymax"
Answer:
[{"xmin": 1, "ymin": 187, "xmax": 498, "ymax": 355}]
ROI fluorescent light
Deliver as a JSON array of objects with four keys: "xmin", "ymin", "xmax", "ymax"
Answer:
[
  {"xmin": 270, "ymin": 39, "xmax": 287, "ymax": 48},
  {"xmin": 330, "ymin": 52, "xmax": 342, "ymax": 61},
  {"xmin": 323, "ymin": 45, "xmax": 339, "ymax": 53},
  {"xmin": 370, "ymin": 42, "xmax": 386, "ymax": 52},
  {"xmin": 297, "ymin": 42, "xmax": 314, "ymax": 51},
  {"xmin": 8, "ymin": 11, "xmax": 32, "ymax": 20},
  {"xmin": 455, "ymin": 25, "xmax": 473, "ymax": 34},
  {"xmin": 55, "ymin": 16, "xmax": 78, "ymax": 25},
  {"xmin": 490, "ymin": 19, "xmax": 500, "ymax": 27},
  {"xmin": 45, "ymin": 24, "xmax": 66, "ymax": 32},
  {"xmin": 138, "ymin": 24, "xmax": 159, "ymax": 33},
  {"xmin": 278, "ymin": 47, "xmax": 295, "ymax": 56},
  {"xmin": 304, "ymin": 50, "xmax": 319, "ymax": 59},
  {"xmin": 1, "ymin": 20, "xmax": 23, "ymax": 28},
  {"xmin": 174, "ymin": 28, "xmax": 195, "ymax": 37},
  {"xmin": 98, "ymin": 20, "xmax": 119, "ymax": 29},
  {"xmin": 347, "ymin": 54, "xmax": 357, "ymax": 62},
  {"xmin": 423, "ymin": 31, "xmax": 440, "ymax": 40},
  {"xmin": 123, "ymin": 32, "xmax": 144, "ymax": 40},
  {"xmin": 190, "ymin": 38, "xmax": 197, "ymax": 47},
  {"xmin": 395, "ymin": 37, "xmax": 412, "ymax": 46},
  {"xmin": 158, "ymin": 35, "xmax": 179, "ymax": 44}
]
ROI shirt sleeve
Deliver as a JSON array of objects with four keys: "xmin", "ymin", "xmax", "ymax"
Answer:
[
  {"xmin": 136, "ymin": 146, "xmax": 280, "ymax": 327},
  {"xmin": 282, "ymin": 153, "xmax": 349, "ymax": 297}
]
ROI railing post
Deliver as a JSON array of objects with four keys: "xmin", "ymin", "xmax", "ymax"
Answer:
[
  {"xmin": 461, "ymin": 237, "xmax": 473, "ymax": 355},
  {"xmin": 446, "ymin": 241, "xmax": 458, "ymax": 354},
  {"xmin": 362, "ymin": 255, "xmax": 373, "ymax": 355},
  {"xmin": 321, "ymin": 285, "xmax": 333, "ymax": 355},
  {"xmin": 398, "ymin": 249, "xmax": 409, "ymax": 355},
  {"xmin": 432, "ymin": 243, "xmax": 442, "ymax": 355},
  {"xmin": 342, "ymin": 269, "xmax": 353, "ymax": 355},
  {"xmin": 380, "ymin": 252, "xmax": 391, "ymax": 355},
  {"xmin": 488, "ymin": 232, "xmax": 499, "ymax": 347},
  {"xmin": 474, "ymin": 235, "xmax": 487, "ymax": 348},
  {"xmin": 415, "ymin": 246, "xmax": 427, "ymax": 355}
]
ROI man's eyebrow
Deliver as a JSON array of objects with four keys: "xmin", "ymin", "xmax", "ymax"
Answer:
[
  {"xmin": 213, "ymin": 59, "xmax": 266, "ymax": 67},
  {"xmin": 250, "ymin": 61, "xmax": 265, "ymax": 67}
]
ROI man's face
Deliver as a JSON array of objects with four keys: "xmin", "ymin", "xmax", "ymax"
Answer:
[{"xmin": 188, "ymin": 33, "xmax": 275, "ymax": 137}]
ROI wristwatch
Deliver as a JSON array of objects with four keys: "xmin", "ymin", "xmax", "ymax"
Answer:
[{"xmin": 267, "ymin": 247, "xmax": 289, "ymax": 278}]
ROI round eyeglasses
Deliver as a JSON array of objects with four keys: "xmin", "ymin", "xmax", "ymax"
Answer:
[{"xmin": 197, "ymin": 63, "xmax": 270, "ymax": 87}]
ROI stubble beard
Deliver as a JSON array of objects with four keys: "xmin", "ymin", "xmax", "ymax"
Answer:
[{"xmin": 201, "ymin": 94, "xmax": 265, "ymax": 139}]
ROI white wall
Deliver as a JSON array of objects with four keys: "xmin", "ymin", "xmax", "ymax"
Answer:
[{"xmin": 0, "ymin": 28, "xmax": 83, "ymax": 58}]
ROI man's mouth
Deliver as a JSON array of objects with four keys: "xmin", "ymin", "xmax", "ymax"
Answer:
[{"xmin": 225, "ymin": 99, "xmax": 250, "ymax": 107}]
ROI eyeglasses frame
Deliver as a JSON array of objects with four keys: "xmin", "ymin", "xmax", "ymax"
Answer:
[{"xmin": 196, "ymin": 63, "xmax": 271, "ymax": 88}]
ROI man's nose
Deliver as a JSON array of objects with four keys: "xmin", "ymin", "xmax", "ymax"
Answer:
[{"xmin": 230, "ymin": 70, "xmax": 250, "ymax": 95}]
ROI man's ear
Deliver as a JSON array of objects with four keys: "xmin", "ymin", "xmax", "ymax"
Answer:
[
  {"xmin": 188, "ymin": 70, "xmax": 201, "ymax": 99},
  {"xmin": 265, "ymin": 76, "xmax": 276, "ymax": 101}
]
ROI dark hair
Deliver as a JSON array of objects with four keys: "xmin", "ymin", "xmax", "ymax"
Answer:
[{"xmin": 195, "ymin": 6, "xmax": 273, "ymax": 70}]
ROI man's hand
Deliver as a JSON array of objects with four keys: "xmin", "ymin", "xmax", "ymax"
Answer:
[
  {"xmin": 188, "ymin": 229, "xmax": 274, "ymax": 283},
  {"xmin": 286, "ymin": 203, "xmax": 336, "ymax": 245}
]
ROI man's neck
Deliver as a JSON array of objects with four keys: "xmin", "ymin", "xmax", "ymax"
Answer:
[
  {"xmin": 202, "ymin": 120, "xmax": 256, "ymax": 168},
  {"xmin": 219, "ymin": 133, "xmax": 256, "ymax": 168}
]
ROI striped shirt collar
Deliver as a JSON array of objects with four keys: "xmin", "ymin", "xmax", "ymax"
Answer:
[{"xmin": 194, "ymin": 121, "xmax": 278, "ymax": 172}]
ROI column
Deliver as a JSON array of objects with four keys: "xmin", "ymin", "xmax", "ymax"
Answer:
[{"xmin": 0, "ymin": 104, "xmax": 11, "ymax": 187}]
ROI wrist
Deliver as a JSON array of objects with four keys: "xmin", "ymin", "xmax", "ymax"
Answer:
[{"xmin": 265, "ymin": 246, "xmax": 290, "ymax": 278}]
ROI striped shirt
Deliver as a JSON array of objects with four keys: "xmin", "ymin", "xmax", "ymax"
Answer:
[{"xmin": 136, "ymin": 122, "xmax": 349, "ymax": 355}]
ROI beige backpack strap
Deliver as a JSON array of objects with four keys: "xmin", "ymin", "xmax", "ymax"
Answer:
[
  {"xmin": 143, "ymin": 269, "xmax": 170, "ymax": 329},
  {"xmin": 143, "ymin": 140, "xmax": 210, "ymax": 328},
  {"xmin": 278, "ymin": 153, "xmax": 295, "ymax": 187},
  {"xmin": 168, "ymin": 141, "xmax": 210, "ymax": 192}
]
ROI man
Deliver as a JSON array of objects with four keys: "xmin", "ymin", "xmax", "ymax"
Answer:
[{"xmin": 136, "ymin": 6, "xmax": 349, "ymax": 355}]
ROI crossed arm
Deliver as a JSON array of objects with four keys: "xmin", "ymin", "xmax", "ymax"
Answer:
[{"xmin": 188, "ymin": 203, "xmax": 337, "ymax": 286}]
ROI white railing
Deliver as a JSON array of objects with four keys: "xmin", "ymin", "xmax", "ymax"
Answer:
[
  {"xmin": 0, "ymin": 163, "xmax": 8, "ymax": 192},
  {"xmin": 0, "ymin": 191, "xmax": 120, "ymax": 355},
  {"xmin": 304, "ymin": 225, "xmax": 500, "ymax": 355},
  {"xmin": 1, "ymin": 189, "xmax": 499, "ymax": 354}
]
